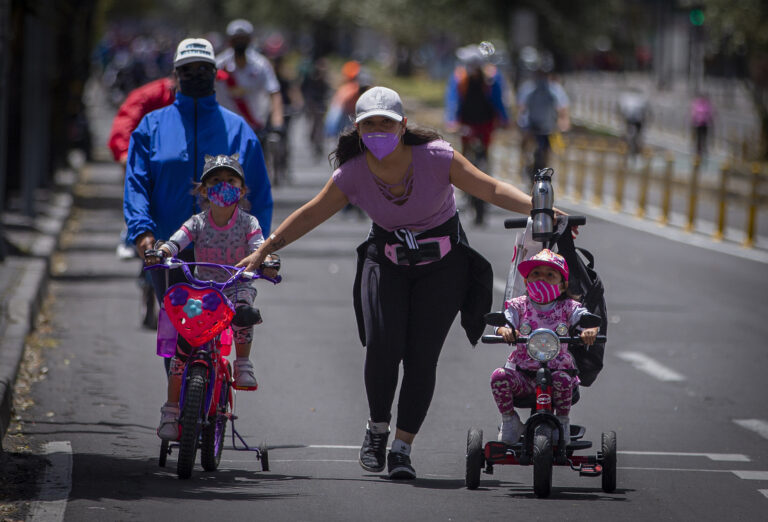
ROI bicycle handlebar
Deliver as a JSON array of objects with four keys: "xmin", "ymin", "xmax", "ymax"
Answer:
[{"xmin": 143, "ymin": 257, "xmax": 282, "ymax": 289}]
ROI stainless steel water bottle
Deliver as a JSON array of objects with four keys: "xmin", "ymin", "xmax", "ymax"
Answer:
[{"xmin": 531, "ymin": 168, "xmax": 554, "ymax": 242}]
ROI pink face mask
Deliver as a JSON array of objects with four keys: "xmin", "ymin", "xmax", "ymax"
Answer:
[
  {"xmin": 362, "ymin": 132, "xmax": 400, "ymax": 160},
  {"xmin": 526, "ymin": 280, "xmax": 562, "ymax": 304}
]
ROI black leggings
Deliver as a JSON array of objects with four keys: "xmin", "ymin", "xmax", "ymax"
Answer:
[{"xmin": 360, "ymin": 246, "xmax": 470, "ymax": 434}]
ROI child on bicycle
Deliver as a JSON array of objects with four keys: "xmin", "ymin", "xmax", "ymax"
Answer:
[
  {"xmin": 150, "ymin": 153, "xmax": 279, "ymax": 440},
  {"xmin": 490, "ymin": 249, "xmax": 598, "ymax": 444}
]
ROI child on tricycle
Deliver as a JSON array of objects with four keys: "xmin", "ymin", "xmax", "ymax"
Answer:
[{"xmin": 490, "ymin": 248, "xmax": 598, "ymax": 445}]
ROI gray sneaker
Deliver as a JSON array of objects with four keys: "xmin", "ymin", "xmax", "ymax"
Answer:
[
  {"xmin": 234, "ymin": 359, "xmax": 258, "ymax": 390},
  {"xmin": 359, "ymin": 428, "xmax": 389, "ymax": 472},
  {"xmin": 498, "ymin": 412, "xmax": 525, "ymax": 444},
  {"xmin": 387, "ymin": 451, "xmax": 416, "ymax": 480},
  {"xmin": 157, "ymin": 403, "xmax": 179, "ymax": 441}
]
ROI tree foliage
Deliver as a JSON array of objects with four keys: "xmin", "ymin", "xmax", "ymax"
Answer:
[{"xmin": 694, "ymin": 0, "xmax": 768, "ymax": 157}]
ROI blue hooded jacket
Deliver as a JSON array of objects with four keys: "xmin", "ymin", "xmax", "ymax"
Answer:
[{"xmin": 124, "ymin": 92, "xmax": 273, "ymax": 245}]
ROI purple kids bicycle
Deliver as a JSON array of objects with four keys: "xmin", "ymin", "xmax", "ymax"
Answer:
[{"xmin": 145, "ymin": 254, "xmax": 281, "ymax": 479}]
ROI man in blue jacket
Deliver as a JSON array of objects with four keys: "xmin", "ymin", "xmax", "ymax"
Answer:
[{"xmin": 124, "ymin": 37, "xmax": 273, "ymax": 262}]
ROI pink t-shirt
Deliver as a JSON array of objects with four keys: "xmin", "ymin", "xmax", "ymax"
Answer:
[
  {"xmin": 503, "ymin": 295, "xmax": 584, "ymax": 373},
  {"xmin": 332, "ymin": 140, "xmax": 457, "ymax": 232}
]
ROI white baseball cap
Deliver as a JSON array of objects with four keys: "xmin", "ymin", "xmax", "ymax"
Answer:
[
  {"xmin": 173, "ymin": 38, "xmax": 216, "ymax": 68},
  {"xmin": 226, "ymin": 19, "xmax": 254, "ymax": 37},
  {"xmin": 354, "ymin": 86, "xmax": 404, "ymax": 124}
]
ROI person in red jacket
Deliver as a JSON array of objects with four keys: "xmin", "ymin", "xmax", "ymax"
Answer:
[
  {"xmin": 107, "ymin": 75, "xmax": 176, "ymax": 324},
  {"xmin": 107, "ymin": 76, "xmax": 177, "ymax": 165}
]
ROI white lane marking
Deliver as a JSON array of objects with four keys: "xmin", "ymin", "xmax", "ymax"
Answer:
[
  {"xmin": 734, "ymin": 419, "xmax": 768, "ymax": 441},
  {"xmin": 760, "ymin": 490, "xmax": 768, "ymax": 499},
  {"xmin": 620, "ymin": 450, "xmax": 750, "ymax": 462},
  {"xmin": 28, "ymin": 441, "xmax": 72, "ymax": 522},
  {"xmin": 621, "ymin": 466, "xmax": 768, "ymax": 481},
  {"xmin": 616, "ymin": 351, "xmax": 686, "ymax": 382},
  {"xmin": 731, "ymin": 471, "xmax": 768, "ymax": 481}
]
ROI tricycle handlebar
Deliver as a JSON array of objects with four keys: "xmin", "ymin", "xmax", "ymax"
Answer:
[
  {"xmin": 481, "ymin": 334, "xmax": 607, "ymax": 344},
  {"xmin": 503, "ymin": 215, "xmax": 586, "ymax": 229}
]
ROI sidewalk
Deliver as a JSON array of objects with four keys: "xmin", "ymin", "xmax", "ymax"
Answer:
[{"xmin": 0, "ymin": 169, "xmax": 77, "ymax": 449}]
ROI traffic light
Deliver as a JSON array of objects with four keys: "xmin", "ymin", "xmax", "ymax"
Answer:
[{"xmin": 689, "ymin": 8, "xmax": 705, "ymax": 26}]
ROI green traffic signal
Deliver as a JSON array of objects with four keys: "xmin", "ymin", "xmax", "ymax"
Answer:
[{"xmin": 690, "ymin": 8, "xmax": 705, "ymax": 26}]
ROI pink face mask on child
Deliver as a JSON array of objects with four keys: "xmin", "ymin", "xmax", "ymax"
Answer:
[{"xmin": 526, "ymin": 280, "xmax": 562, "ymax": 304}]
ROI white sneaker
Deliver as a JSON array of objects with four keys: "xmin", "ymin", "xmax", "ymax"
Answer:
[
  {"xmin": 157, "ymin": 403, "xmax": 179, "ymax": 441},
  {"xmin": 234, "ymin": 359, "xmax": 258, "ymax": 390},
  {"xmin": 553, "ymin": 416, "xmax": 570, "ymax": 445},
  {"xmin": 498, "ymin": 412, "xmax": 524, "ymax": 444},
  {"xmin": 116, "ymin": 243, "xmax": 137, "ymax": 260}
]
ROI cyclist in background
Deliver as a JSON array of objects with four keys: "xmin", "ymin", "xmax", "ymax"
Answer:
[
  {"xmin": 517, "ymin": 60, "xmax": 570, "ymax": 186},
  {"xmin": 215, "ymin": 19, "xmax": 284, "ymax": 135},
  {"xmin": 445, "ymin": 43, "xmax": 509, "ymax": 226},
  {"xmin": 618, "ymin": 87, "xmax": 650, "ymax": 156},
  {"xmin": 300, "ymin": 56, "xmax": 330, "ymax": 159}
]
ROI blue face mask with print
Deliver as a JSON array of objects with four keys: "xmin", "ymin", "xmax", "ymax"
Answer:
[{"xmin": 207, "ymin": 181, "xmax": 242, "ymax": 207}]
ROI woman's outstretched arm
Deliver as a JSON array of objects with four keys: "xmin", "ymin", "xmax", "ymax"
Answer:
[
  {"xmin": 237, "ymin": 177, "xmax": 349, "ymax": 271},
  {"xmin": 449, "ymin": 150, "xmax": 533, "ymax": 215}
]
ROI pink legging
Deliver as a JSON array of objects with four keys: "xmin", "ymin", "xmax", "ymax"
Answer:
[{"xmin": 490, "ymin": 367, "xmax": 575, "ymax": 417}]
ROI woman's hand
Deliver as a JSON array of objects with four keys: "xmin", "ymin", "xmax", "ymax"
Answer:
[
  {"xmin": 580, "ymin": 327, "xmax": 599, "ymax": 346},
  {"xmin": 498, "ymin": 326, "xmax": 519, "ymax": 345},
  {"xmin": 554, "ymin": 208, "xmax": 580, "ymax": 238},
  {"xmin": 236, "ymin": 246, "xmax": 269, "ymax": 273}
]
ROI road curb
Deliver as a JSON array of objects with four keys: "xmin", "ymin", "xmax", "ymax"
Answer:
[{"xmin": 0, "ymin": 168, "xmax": 78, "ymax": 451}]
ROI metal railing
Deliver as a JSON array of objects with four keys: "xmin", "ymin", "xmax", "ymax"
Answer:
[{"xmin": 491, "ymin": 133, "xmax": 767, "ymax": 249}]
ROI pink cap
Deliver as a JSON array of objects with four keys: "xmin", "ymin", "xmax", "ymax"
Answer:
[{"xmin": 518, "ymin": 248, "xmax": 569, "ymax": 281}]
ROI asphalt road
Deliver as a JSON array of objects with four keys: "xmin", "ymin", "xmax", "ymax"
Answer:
[{"xmin": 18, "ymin": 113, "xmax": 768, "ymax": 521}]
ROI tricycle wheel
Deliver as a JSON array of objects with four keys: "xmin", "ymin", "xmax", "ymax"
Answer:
[
  {"xmin": 533, "ymin": 425, "xmax": 553, "ymax": 498},
  {"xmin": 601, "ymin": 431, "xmax": 617, "ymax": 493},
  {"xmin": 159, "ymin": 440, "xmax": 169, "ymax": 467},
  {"xmin": 260, "ymin": 440, "xmax": 270, "ymax": 471},
  {"xmin": 465, "ymin": 428, "xmax": 484, "ymax": 490}
]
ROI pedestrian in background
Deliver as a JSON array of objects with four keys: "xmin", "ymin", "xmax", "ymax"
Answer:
[
  {"xmin": 691, "ymin": 93, "xmax": 714, "ymax": 158},
  {"xmin": 237, "ymin": 86, "xmax": 539, "ymax": 480}
]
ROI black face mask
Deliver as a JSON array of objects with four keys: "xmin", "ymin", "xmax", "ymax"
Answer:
[
  {"xmin": 176, "ymin": 64, "xmax": 216, "ymax": 99},
  {"xmin": 179, "ymin": 75, "xmax": 215, "ymax": 98},
  {"xmin": 233, "ymin": 42, "xmax": 248, "ymax": 56}
]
